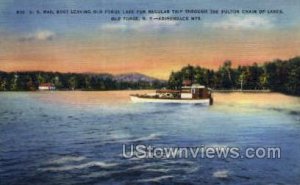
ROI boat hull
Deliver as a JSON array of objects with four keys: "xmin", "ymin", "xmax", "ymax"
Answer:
[{"xmin": 130, "ymin": 96, "xmax": 210, "ymax": 105}]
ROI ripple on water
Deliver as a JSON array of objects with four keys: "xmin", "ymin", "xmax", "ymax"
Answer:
[
  {"xmin": 97, "ymin": 133, "xmax": 162, "ymax": 146},
  {"xmin": 47, "ymin": 156, "xmax": 86, "ymax": 164},
  {"xmin": 41, "ymin": 161, "xmax": 118, "ymax": 172},
  {"xmin": 212, "ymin": 169, "xmax": 230, "ymax": 179},
  {"xmin": 136, "ymin": 175, "xmax": 174, "ymax": 183}
]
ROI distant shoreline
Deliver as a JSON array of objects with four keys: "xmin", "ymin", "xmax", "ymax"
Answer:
[
  {"xmin": 0, "ymin": 89, "xmax": 274, "ymax": 93},
  {"xmin": 0, "ymin": 89, "xmax": 271, "ymax": 92},
  {"xmin": 212, "ymin": 89, "xmax": 271, "ymax": 93},
  {"xmin": 1, "ymin": 89, "xmax": 299, "ymax": 97}
]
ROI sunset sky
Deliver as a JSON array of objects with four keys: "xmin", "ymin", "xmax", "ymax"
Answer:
[{"xmin": 0, "ymin": 0, "xmax": 299, "ymax": 79}]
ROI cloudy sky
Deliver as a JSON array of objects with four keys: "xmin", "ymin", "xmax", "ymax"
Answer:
[{"xmin": 0, "ymin": 0, "xmax": 299, "ymax": 79}]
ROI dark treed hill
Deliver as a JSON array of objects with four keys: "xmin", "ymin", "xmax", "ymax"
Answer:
[
  {"xmin": 168, "ymin": 56, "xmax": 300, "ymax": 96},
  {"xmin": 0, "ymin": 71, "xmax": 166, "ymax": 91}
]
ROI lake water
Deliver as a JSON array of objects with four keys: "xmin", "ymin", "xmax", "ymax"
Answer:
[{"xmin": 0, "ymin": 91, "xmax": 300, "ymax": 185}]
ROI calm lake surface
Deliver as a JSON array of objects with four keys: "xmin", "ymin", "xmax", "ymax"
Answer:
[{"xmin": 0, "ymin": 91, "xmax": 300, "ymax": 185}]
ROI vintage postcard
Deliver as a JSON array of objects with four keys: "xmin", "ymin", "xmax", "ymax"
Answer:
[{"xmin": 0, "ymin": 0, "xmax": 299, "ymax": 184}]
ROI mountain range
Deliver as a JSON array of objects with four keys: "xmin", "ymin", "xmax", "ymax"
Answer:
[{"xmin": 113, "ymin": 73, "xmax": 165, "ymax": 83}]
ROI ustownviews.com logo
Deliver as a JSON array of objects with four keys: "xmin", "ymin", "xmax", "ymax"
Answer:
[{"xmin": 122, "ymin": 144, "xmax": 281, "ymax": 159}]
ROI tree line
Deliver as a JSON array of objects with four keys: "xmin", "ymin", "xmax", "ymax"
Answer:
[
  {"xmin": 0, "ymin": 72, "xmax": 165, "ymax": 91},
  {"xmin": 0, "ymin": 56, "xmax": 299, "ymax": 95},
  {"xmin": 168, "ymin": 56, "xmax": 300, "ymax": 96}
]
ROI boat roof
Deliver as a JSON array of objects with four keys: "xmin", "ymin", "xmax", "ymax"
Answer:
[{"xmin": 156, "ymin": 89, "xmax": 181, "ymax": 93}]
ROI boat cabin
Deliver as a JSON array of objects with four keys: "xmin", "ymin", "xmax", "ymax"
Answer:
[
  {"xmin": 181, "ymin": 84, "xmax": 211, "ymax": 99},
  {"xmin": 156, "ymin": 84, "xmax": 211, "ymax": 99}
]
